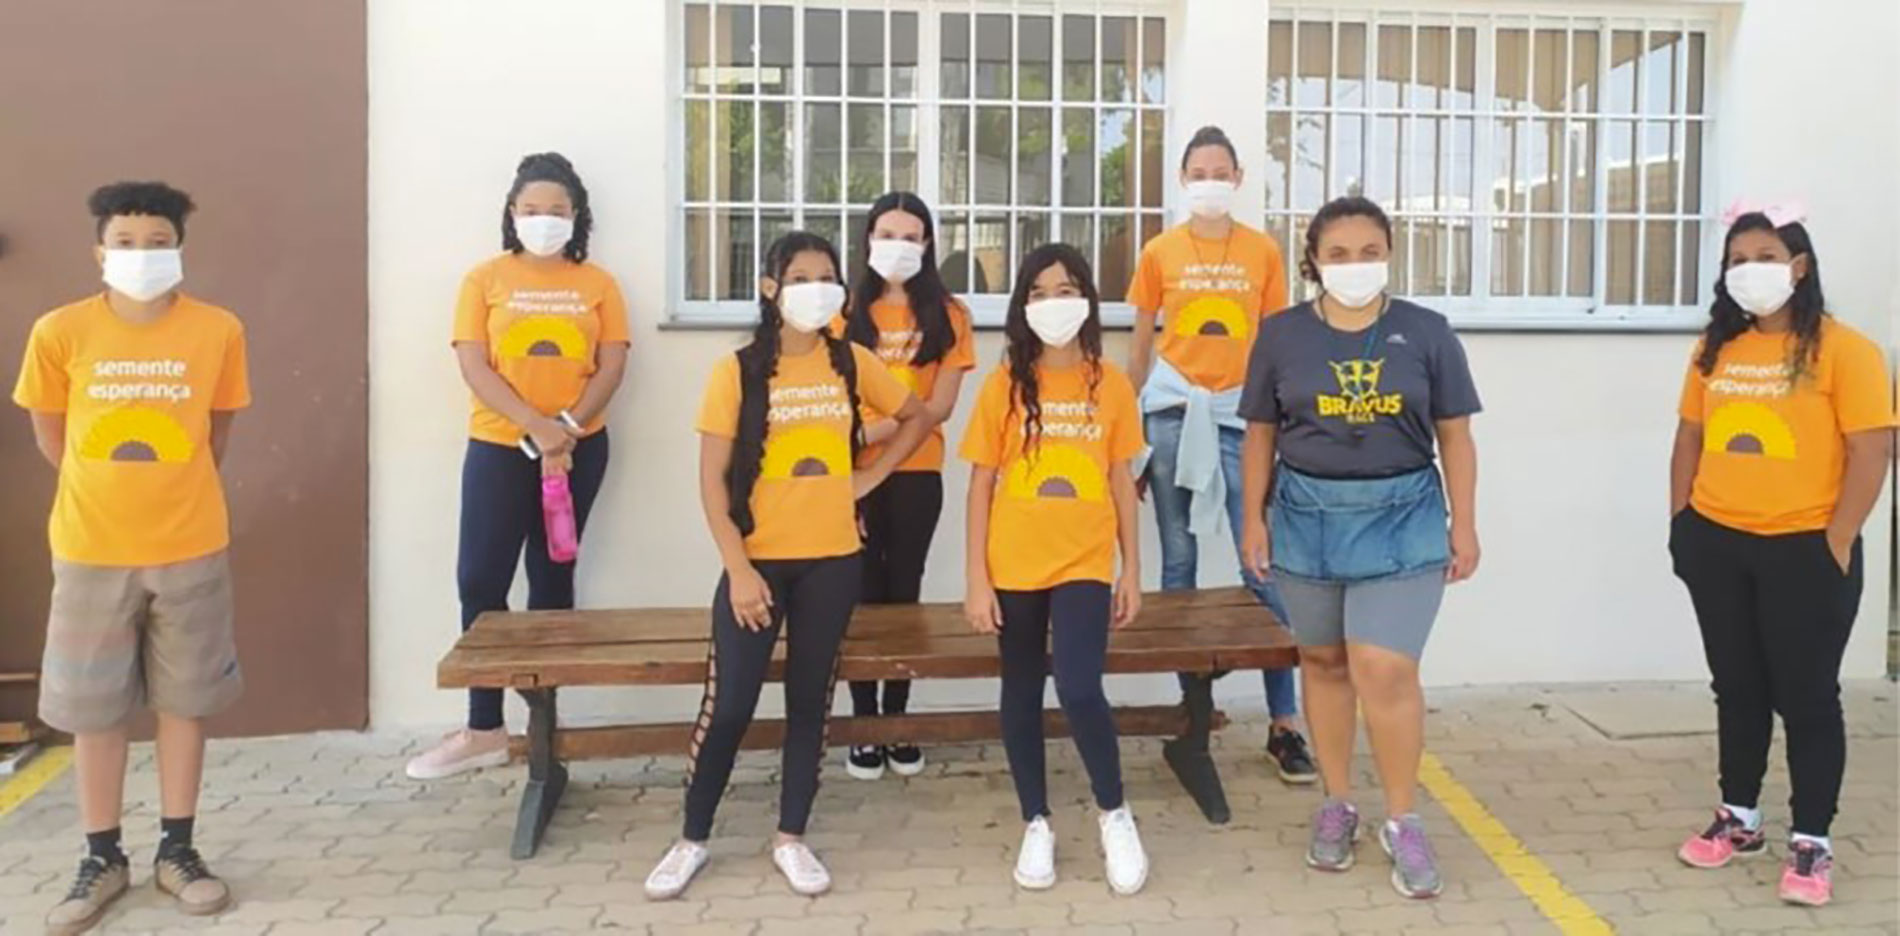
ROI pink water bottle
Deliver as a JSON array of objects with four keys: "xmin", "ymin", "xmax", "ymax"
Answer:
[{"xmin": 542, "ymin": 473, "xmax": 579, "ymax": 563}]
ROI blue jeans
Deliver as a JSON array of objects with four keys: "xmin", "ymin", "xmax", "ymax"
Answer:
[{"xmin": 1145, "ymin": 409, "xmax": 1299, "ymax": 720}]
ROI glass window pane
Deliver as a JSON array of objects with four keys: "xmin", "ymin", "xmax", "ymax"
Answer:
[
  {"xmin": 975, "ymin": 107, "xmax": 1012, "ymax": 204},
  {"xmin": 1606, "ymin": 219, "xmax": 1637, "ymax": 304},
  {"xmin": 973, "ymin": 213, "xmax": 1009, "ymax": 293},
  {"xmin": 1647, "ymin": 32, "xmax": 1681, "ymax": 116},
  {"xmin": 714, "ymin": 100, "xmax": 754, "ymax": 202},
  {"xmin": 1102, "ymin": 17, "xmax": 1136, "ymax": 104},
  {"xmin": 940, "ymin": 106, "xmax": 970, "ymax": 204},
  {"xmin": 1335, "ymin": 114, "xmax": 1366, "ymax": 200},
  {"xmin": 1571, "ymin": 30, "xmax": 1599, "ymax": 114},
  {"xmin": 1408, "ymin": 116, "xmax": 1442, "ymax": 213},
  {"xmin": 1568, "ymin": 219, "xmax": 1594, "ymax": 298},
  {"xmin": 1451, "ymin": 219, "xmax": 1472, "ymax": 296},
  {"xmin": 1099, "ymin": 109, "xmax": 1134, "ymax": 209},
  {"xmin": 1376, "ymin": 25, "xmax": 1409, "ymax": 109},
  {"xmin": 1020, "ymin": 108, "xmax": 1053, "ymax": 207},
  {"xmin": 685, "ymin": 100, "xmax": 711, "ymax": 202},
  {"xmin": 685, "ymin": 3, "xmax": 711, "ymax": 93},
  {"xmin": 1300, "ymin": 21, "xmax": 1333, "ymax": 108},
  {"xmin": 892, "ymin": 12, "xmax": 918, "ymax": 98},
  {"xmin": 1491, "ymin": 217, "xmax": 1525, "ymax": 297},
  {"xmin": 1391, "ymin": 217, "xmax": 1413, "ymax": 295},
  {"xmin": 847, "ymin": 104, "xmax": 884, "ymax": 203},
  {"xmin": 759, "ymin": 6, "xmax": 793, "ymax": 95},
  {"xmin": 1020, "ymin": 15, "xmax": 1053, "ymax": 101},
  {"xmin": 891, "ymin": 105, "xmax": 918, "ymax": 193},
  {"xmin": 942, "ymin": 13, "xmax": 970, "ymax": 99},
  {"xmin": 1293, "ymin": 114, "xmax": 1328, "ymax": 211},
  {"xmin": 1645, "ymin": 121, "xmax": 1678, "ymax": 213},
  {"xmin": 1686, "ymin": 34, "xmax": 1706, "ymax": 115},
  {"xmin": 1684, "ymin": 123, "xmax": 1703, "ymax": 213},
  {"xmin": 1140, "ymin": 213, "xmax": 1164, "ymax": 260},
  {"xmin": 977, "ymin": 13, "xmax": 1011, "ymax": 101},
  {"xmin": 1062, "ymin": 108, "xmax": 1094, "ymax": 208},
  {"xmin": 1337, "ymin": 23, "xmax": 1366, "ymax": 109},
  {"xmin": 1455, "ymin": 26, "xmax": 1477, "ymax": 111},
  {"xmin": 1267, "ymin": 21, "xmax": 1293, "ymax": 107},
  {"xmin": 1140, "ymin": 110, "xmax": 1164, "ymax": 209},
  {"xmin": 1369, "ymin": 115, "xmax": 1399, "ymax": 207},
  {"xmin": 1415, "ymin": 26, "xmax": 1449, "ymax": 110},
  {"xmin": 1061, "ymin": 214, "xmax": 1096, "ymax": 267},
  {"xmin": 1532, "ymin": 29, "xmax": 1565, "ymax": 114},
  {"xmin": 1450, "ymin": 117, "xmax": 1475, "ymax": 209},
  {"xmin": 938, "ymin": 211, "xmax": 973, "ymax": 292},
  {"xmin": 760, "ymin": 101, "xmax": 791, "ymax": 202},
  {"xmin": 1644, "ymin": 219, "xmax": 1677, "ymax": 305},
  {"xmin": 1064, "ymin": 15, "xmax": 1095, "ymax": 101},
  {"xmin": 1141, "ymin": 17, "xmax": 1166, "ymax": 104},
  {"xmin": 715, "ymin": 208, "xmax": 755, "ymax": 300},
  {"xmin": 1679, "ymin": 221, "xmax": 1702, "ymax": 305},
  {"xmin": 1606, "ymin": 120, "xmax": 1636, "ymax": 213},
  {"xmin": 1492, "ymin": 117, "xmax": 1523, "ymax": 213},
  {"xmin": 805, "ymin": 102, "xmax": 842, "ymax": 204},
  {"xmin": 1607, "ymin": 30, "xmax": 1640, "ymax": 115},
  {"xmin": 1267, "ymin": 112, "xmax": 1292, "ymax": 211},
  {"xmin": 844, "ymin": 209, "xmax": 870, "ymax": 281},
  {"xmin": 848, "ymin": 10, "xmax": 885, "ymax": 98},
  {"xmin": 1494, "ymin": 28, "xmax": 1527, "ymax": 113},
  {"xmin": 1017, "ymin": 212, "xmax": 1051, "ymax": 267},
  {"xmin": 715, "ymin": 4, "xmax": 756, "ymax": 94},
  {"xmin": 761, "ymin": 211, "xmax": 794, "ymax": 260},
  {"xmin": 685, "ymin": 209, "xmax": 712, "ymax": 300},
  {"xmin": 1529, "ymin": 218, "xmax": 1560, "ymax": 296},
  {"xmin": 1568, "ymin": 119, "xmax": 1598, "ymax": 212},
  {"xmin": 806, "ymin": 8, "xmax": 841, "ymax": 97},
  {"xmin": 807, "ymin": 212, "xmax": 842, "ymax": 256},
  {"xmin": 1099, "ymin": 213, "xmax": 1135, "ymax": 300},
  {"xmin": 1529, "ymin": 119, "xmax": 1561, "ymax": 213}
]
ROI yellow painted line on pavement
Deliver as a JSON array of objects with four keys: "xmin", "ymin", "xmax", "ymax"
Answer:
[
  {"xmin": 1420, "ymin": 751, "xmax": 1615, "ymax": 936},
  {"xmin": 0, "ymin": 746, "xmax": 73, "ymax": 818}
]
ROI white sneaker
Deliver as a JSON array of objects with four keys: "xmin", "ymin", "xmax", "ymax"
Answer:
[
  {"xmin": 404, "ymin": 727, "xmax": 509, "ymax": 780},
  {"xmin": 1099, "ymin": 805, "xmax": 1149, "ymax": 895},
  {"xmin": 772, "ymin": 841, "xmax": 831, "ymax": 896},
  {"xmin": 1013, "ymin": 816, "xmax": 1057, "ymax": 890},
  {"xmin": 644, "ymin": 841, "xmax": 709, "ymax": 900}
]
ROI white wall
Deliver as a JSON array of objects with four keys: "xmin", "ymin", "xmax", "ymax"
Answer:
[{"xmin": 368, "ymin": 0, "xmax": 1900, "ymax": 729}]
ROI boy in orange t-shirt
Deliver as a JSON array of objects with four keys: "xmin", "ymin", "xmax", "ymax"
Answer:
[{"xmin": 15, "ymin": 182, "xmax": 249, "ymax": 930}]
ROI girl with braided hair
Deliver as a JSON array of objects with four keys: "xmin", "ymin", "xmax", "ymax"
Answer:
[{"xmin": 646, "ymin": 231, "xmax": 930, "ymax": 900}]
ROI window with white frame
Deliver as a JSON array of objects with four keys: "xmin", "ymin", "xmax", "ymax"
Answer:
[
  {"xmin": 1265, "ymin": 6, "xmax": 1713, "ymax": 327},
  {"xmin": 679, "ymin": 1, "xmax": 1168, "ymax": 323}
]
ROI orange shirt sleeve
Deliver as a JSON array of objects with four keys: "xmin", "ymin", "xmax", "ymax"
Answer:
[
  {"xmin": 958, "ymin": 371, "xmax": 1007, "ymax": 467},
  {"xmin": 1126, "ymin": 239, "xmax": 1165, "ymax": 311},
  {"xmin": 1677, "ymin": 348, "xmax": 1706, "ymax": 424},
  {"xmin": 1830, "ymin": 332, "xmax": 1897, "ymax": 434},
  {"xmin": 212, "ymin": 320, "xmax": 253, "ymax": 411},
  {"xmin": 1106, "ymin": 372, "xmax": 1145, "ymax": 462},
  {"xmin": 598, "ymin": 274, "xmax": 631, "ymax": 345},
  {"xmin": 12, "ymin": 315, "xmax": 70, "ymax": 412},
  {"xmin": 947, "ymin": 301, "xmax": 977, "ymax": 370},
  {"xmin": 853, "ymin": 343, "xmax": 911, "ymax": 417},
  {"xmin": 452, "ymin": 268, "xmax": 490, "ymax": 345},
  {"xmin": 1259, "ymin": 234, "xmax": 1289, "ymax": 315},
  {"xmin": 695, "ymin": 355, "xmax": 741, "ymax": 438}
]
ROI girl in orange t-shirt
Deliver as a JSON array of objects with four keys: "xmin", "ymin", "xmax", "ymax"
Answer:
[
  {"xmin": 1669, "ymin": 205, "xmax": 1895, "ymax": 907},
  {"xmin": 646, "ymin": 231, "xmax": 930, "ymax": 901},
  {"xmin": 838, "ymin": 192, "xmax": 976, "ymax": 781},
  {"xmin": 408, "ymin": 153, "xmax": 630, "ymax": 782},
  {"xmin": 960, "ymin": 243, "xmax": 1149, "ymax": 895}
]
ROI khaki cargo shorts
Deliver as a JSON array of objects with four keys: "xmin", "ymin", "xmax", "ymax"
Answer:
[{"xmin": 39, "ymin": 551, "xmax": 243, "ymax": 733}]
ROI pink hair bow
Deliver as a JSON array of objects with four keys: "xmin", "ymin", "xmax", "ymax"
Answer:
[{"xmin": 1720, "ymin": 197, "xmax": 1808, "ymax": 228}]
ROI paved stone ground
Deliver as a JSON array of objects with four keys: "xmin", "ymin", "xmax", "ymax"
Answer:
[{"xmin": 0, "ymin": 682, "xmax": 1893, "ymax": 935}]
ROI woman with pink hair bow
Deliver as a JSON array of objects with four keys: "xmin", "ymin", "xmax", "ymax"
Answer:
[{"xmin": 1668, "ymin": 199, "xmax": 1894, "ymax": 908}]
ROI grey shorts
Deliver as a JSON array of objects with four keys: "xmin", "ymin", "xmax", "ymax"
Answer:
[{"xmin": 1275, "ymin": 569, "xmax": 1445, "ymax": 660}]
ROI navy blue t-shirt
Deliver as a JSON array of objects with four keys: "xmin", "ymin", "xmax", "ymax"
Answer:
[{"xmin": 1239, "ymin": 298, "xmax": 1481, "ymax": 478}]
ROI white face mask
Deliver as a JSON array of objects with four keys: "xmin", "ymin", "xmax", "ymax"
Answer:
[
  {"xmin": 868, "ymin": 238, "xmax": 926, "ymax": 283},
  {"xmin": 1725, "ymin": 262, "xmax": 1796, "ymax": 316},
  {"xmin": 777, "ymin": 281, "xmax": 846, "ymax": 333},
  {"xmin": 514, "ymin": 214, "xmax": 574, "ymax": 257},
  {"xmin": 1319, "ymin": 261, "xmax": 1389, "ymax": 309},
  {"xmin": 101, "ymin": 248, "xmax": 184, "ymax": 302},
  {"xmin": 1025, "ymin": 297, "xmax": 1091, "ymax": 347},
  {"xmin": 1184, "ymin": 179, "xmax": 1237, "ymax": 220}
]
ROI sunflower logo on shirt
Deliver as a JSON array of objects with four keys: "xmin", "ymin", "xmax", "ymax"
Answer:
[{"xmin": 1319, "ymin": 359, "xmax": 1404, "ymax": 425}]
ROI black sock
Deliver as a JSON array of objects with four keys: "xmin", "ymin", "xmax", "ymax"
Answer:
[
  {"xmin": 85, "ymin": 828, "xmax": 126, "ymax": 866},
  {"xmin": 157, "ymin": 816, "xmax": 195, "ymax": 857}
]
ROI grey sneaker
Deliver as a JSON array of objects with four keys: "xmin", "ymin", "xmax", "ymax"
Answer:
[
  {"xmin": 45, "ymin": 856, "xmax": 130, "ymax": 935},
  {"xmin": 1306, "ymin": 798, "xmax": 1359, "ymax": 871},
  {"xmin": 1379, "ymin": 814, "xmax": 1444, "ymax": 898}
]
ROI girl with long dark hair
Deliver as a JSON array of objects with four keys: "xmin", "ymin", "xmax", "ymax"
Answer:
[
  {"xmin": 838, "ymin": 192, "xmax": 975, "ymax": 780},
  {"xmin": 1669, "ymin": 203, "xmax": 1893, "ymax": 907},
  {"xmin": 645, "ymin": 231, "xmax": 930, "ymax": 900},
  {"xmin": 961, "ymin": 243, "xmax": 1149, "ymax": 895},
  {"xmin": 409, "ymin": 153, "xmax": 629, "ymax": 781}
]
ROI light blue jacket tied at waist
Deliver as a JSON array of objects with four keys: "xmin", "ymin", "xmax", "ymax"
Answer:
[{"xmin": 1133, "ymin": 355, "xmax": 1245, "ymax": 538}]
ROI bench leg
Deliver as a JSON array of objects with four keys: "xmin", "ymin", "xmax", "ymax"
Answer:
[
  {"xmin": 1163, "ymin": 674, "xmax": 1231, "ymax": 825},
  {"xmin": 511, "ymin": 688, "xmax": 568, "ymax": 859}
]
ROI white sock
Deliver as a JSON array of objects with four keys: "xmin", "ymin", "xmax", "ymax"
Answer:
[
  {"xmin": 1790, "ymin": 833, "xmax": 1831, "ymax": 852},
  {"xmin": 1723, "ymin": 804, "xmax": 1762, "ymax": 830}
]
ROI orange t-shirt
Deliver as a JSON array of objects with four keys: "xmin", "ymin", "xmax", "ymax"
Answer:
[
  {"xmin": 12, "ymin": 294, "xmax": 251, "ymax": 566},
  {"xmin": 832, "ymin": 297, "xmax": 976, "ymax": 472},
  {"xmin": 959, "ymin": 361, "xmax": 1144, "ymax": 591},
  {"xmin": 697, "ymin": 341, "xmax": 912, "ymax": 560},
  {"xmin": 1126, "ymin": 221, "xmax": 1289, "ymax": 392},
  {"xmin": 452, "ymin": 253, "xmax": 631, "ymax": 446},
  {"xmin": 1680, "ymin": 317, "xmax": 1896, "ymax": 535}
]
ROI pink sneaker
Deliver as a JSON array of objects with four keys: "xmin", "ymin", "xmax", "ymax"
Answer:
[
  {"xmin": 1678, "ymin": 809, "xmax": 1767, "ymax": 868},
  {"xmin": 405, "ymin": 728, "xmax": 509, "ymax": 780},
  {"xmin": 1778, "ymin": 842, "xmax": 1833, "ymax": 906}
]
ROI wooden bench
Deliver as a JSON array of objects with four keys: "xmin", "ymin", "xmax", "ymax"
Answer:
[{"xmin": 438, "ymin": 586, "xmax": 1297, "ymax": 858}]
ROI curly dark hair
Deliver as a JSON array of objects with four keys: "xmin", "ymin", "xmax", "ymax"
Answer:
[
  {"xmin": 88, "ymin": 181, "xmax": 196, "ymax": 243},
  {"xmin": 1004, "ymin": 243, "xmax": 1103, "ymax": 456},
  {"xmin": 847, "ymin": 191, "xmax": 957, "ymax": 368},
  {"xmin": 1299, "ymin": 196, "xmax": 1394, "ymax": 284},
  {"xmin": 501, "ymin": 152, "xmax": 593, "ymax": 263},
  {"xmin": 1696, "ymin": 213, "xmax": 1826, "ymax": 382},
  {"xmin": 726, "ymin": 231, "xmax": 864, "ymax": 537}
]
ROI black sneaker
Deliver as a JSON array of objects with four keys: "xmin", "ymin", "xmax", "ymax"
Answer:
[
  {"xmin": 1268, "ymin": 728, "xmax": 1319, "ymax": 784},
  {"xmin": 887, "ymin": 743, "xmax": 926, "ymax": 777},
  {"xmin": 845, "ymin": 745, "xmax": 885, "ymax": 781}
]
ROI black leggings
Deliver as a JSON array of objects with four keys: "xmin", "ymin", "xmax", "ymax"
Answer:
[
  {"xmin": 1671, "ymin": 508, "xmax": 1861, "ymax": 836},
  {"xmin": 682, "ymin": 554, "xmax": 861, "ymax": 841},
  {"xmin": 850, "ymin": 472, "xmax": 943, "ymax": 719},
  {"xmin": 997, "ymin": 582, "xmax": 1124, "ymax": 822},
  {"xmin": 457, "ymin": 432, "xmax": 609, "ymax": 731}
]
